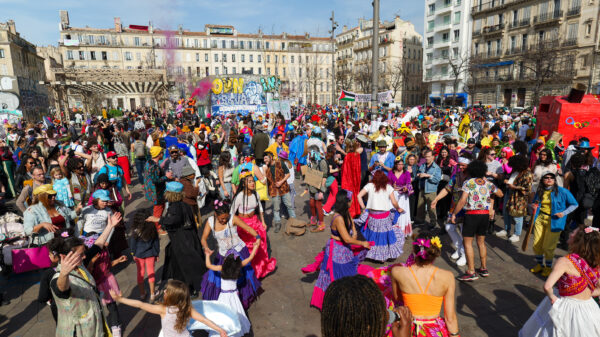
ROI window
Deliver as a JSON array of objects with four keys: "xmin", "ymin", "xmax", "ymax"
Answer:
[
  {"xmin": 266, "ymin": 42, "xmax": 270, "ymax": 49},
  {"xmin": 66, "ymin": 50, "xmax": 73, "ymax": 60},
  {"xmin": 282, "ymin": 55, "xmax": 286, "ymax": 63},
  {"xmin": 428, "ymin": 20, "xmax": 435, "ymax": 32},
  {"xmin": 89, "ymin": 35, "xmax": 95, "ymax": 44},
  {"xmin": 194, "ymin": 39, "xmax": 199, "ymax": 48},
  {"xmin": 134, "ymin": 37, "xmax": 140, "ymax": 46},
  {"xmin": 513, "ymin": 9, "xmax": 519, "ymax": 24},
  {"xmin": 453, "ymin": 30, "xmax": 460, "ymax": 41},
  {"xmin": 90, "ymin": 51, "xmax": 96, "ymax": 60},
  {"xmin": 249, "ymin": 54, "xmax": 253, "ymax": 62},
  {"xmin": 221, "ymin": 40, "xmax": 226, "ymax": 48},
  {"xmin": 257, "ymin": 41, "xmax": 261, "ymax": 49},
  {"xmin": 102, "ymin": 51, "xmax": 107, "ymax": 60},
  {"xmin": 205, "ymin": 53, "xmax": 208, "ymax": 61},
  {"xmin": 136, "ymin": 52, "xmax": 141, "ymax": 60},
  {"xmin": 258, "ymin": 67, "xmax": 262, "ymax": 74},
  {"xmin": 230, "ymin": 40, "xmax": 235, "ymax": 48},
  {"xmin": 99, "ymin": 35, "xmax": 106, "ymax": 44},
  {"xmin": 214, "ymin": 54, "xmax": 218, "ymax": 62},
  {"xmin": 124, "ymin": 51, "xmax": 132, "ymax": 61},
  {"xmin": 275, "ymin": 67, "xmax": 278, "ymax": 75},
  {"xmin": 454, "ymin": 12, "xmax": 461, "ymax": 24},
  {"xmin": 428, "ymin": 4, "xmax": 435, "ymax": 15},
  {"xmin": 299, "ymin": 55, "xmax": 302, "ymax": 64},
  {"xmin": 267, "ymin": 67, "xmax": 271, "ymax": 75},
  {"xmin": 203, "ymin": 39, "xmax": 208, "ymax": 48},
  {"xmin": 232, "ymin": 54, "xmax": 236, "ymax": 62},
  {"xmin": 442, "ymin": 32, "xmax": 449, "ymax": 42},
  {"xmin": 196, "ymin": 53, "xmax": 200, "ymax": 62},
  {"xmin": 587, "ymin": 22, "xmax": 593, "ymax": 35},
  {"xmin": 242, "ymin": 54, "xmax": 245, "ymax": 62},
  {"xmin": 223, "ymin": 53, "xmax": 227, "ymax": 62},
  {"xmin": 258, "ymin": 55, "xmax": 262, "ymax": 63},
  {"xmin": 441, "ymin": 65, "xmax": 448, "ymax": 76},
  {"xmin": 267, "ymin": 55, "xmax": 271, "ymax": 63},
  {"xmin": 522, "ymin": 34, "xmax": 528, "ymax": 48},
  {"xmin": 443, "ymin": 15, "xmax": 450, "ymax": 25},
  {"xmin": 224, "ymin": 66, "xmax": 227, "ymax": 75},
  {"xmin": 444, "ymin": 0, "xmax": 451, "ymax": 5},
  {"xmin": 299, "ymin": 68, "xmax": 302, "ymax": 78},
  {"xmin": 248, "ymin": 41, "xmax": 253, "ymax": 49},
  {"xmin": 79, "ymin": 51, "xmax": 85, "ymax": 60},
  {"xmin": 240, "ymin": 41, "xmax": 245, "ymax": 49},
  {"xmin": 113, "ymin": 51, "xmax": 119, "ymax": 60},
  {"xmin": 196, "ymin": 67, "xmax": 200, "ymax": 75},
  {"xmin": 215, "ymin": 67, "xmax": 219, "ymax": 75},
  {"xmin": 283, "ymin": 68, "xmax": 286, "ymax": 77},
  {"xmin": 233, "ymin": 67, "xmax": 236, "ymax": 74},
  {"xmin": 281, "ymin": 42, "xmax": 285, "ymax": 50},
  {"xmin": 205, "ymin": 66, "xmax": 209, "ymax": 75},
  {"xmin": 291, "ymin": 55, "xmax": 294, "ymax": 63},
  {"xmin": 453, "ymin": 47, "xmax": 459, "ymax": 58},
  {"xmin": 427, "ymin": 37, "xmax": 434, "ymax": 47}
]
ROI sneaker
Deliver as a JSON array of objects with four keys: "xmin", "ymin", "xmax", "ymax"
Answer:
[
  {"xmin": 451, "ymin": 250, "xmax": 460, "ymax": 260},
  {"xmin": 495, "ymin": 230, "xmax": 508, "ymax": 238},
  {"xmin": 509, "ymin": 234, "xmax": 520, "ymax": 243},
  {"xmin": 530, "ymin": 264, "xmax": 543, "ymax": 273},
  {"xmin": 274, "ymin": 222, "xmax": 282, "ymax": 233},
  {"xmin": 324, "ymin": 210, "xmax": 334, "ymax": 216},
  {"xmin": 458, "ymin": 272, "xmax": 479, "ymax": 282},
  {"xmin": 456, "ymin": 255, "xmax": 466, "ymax": 266},
  {"xmin": 541, "ymin": 266, "xmax": 552, "ymax": 277},
  {"xmin": 476, "ymin": 268, "xmax": 490, "ymax": 277}
]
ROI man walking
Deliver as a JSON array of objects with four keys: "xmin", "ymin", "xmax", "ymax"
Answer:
[{"xmin": 416, "ymin": 149, "xmax": 442, "ymax": 228}]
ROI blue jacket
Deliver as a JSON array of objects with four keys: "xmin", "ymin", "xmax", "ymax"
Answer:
[
  {"xmin": 129, "ymin": 236, "xmax": 160, "ymax": 258},
  {"xmin": 533, "ymin": 186, "xmax": 578, "ymax": 232},
  {"xmin": 417, "ymin": 162, "xmax": 442, "ymax": 194}
]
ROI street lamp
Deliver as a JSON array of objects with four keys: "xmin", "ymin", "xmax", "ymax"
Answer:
[
  {"xmin": 371, "ymin": 0, "xmax": 380, "ymax": 118},
  {"xmin": 330, "ymin": 11, "xmax": 338, "ymax": 106}
]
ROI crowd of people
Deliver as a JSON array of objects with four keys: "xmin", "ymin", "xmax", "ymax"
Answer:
[{"xmin": 0, "ymin": 103, "xmax": 599, "ymax": 336}]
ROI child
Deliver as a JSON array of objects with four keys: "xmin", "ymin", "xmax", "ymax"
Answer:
[
  {"xmin": 200, "ymin": 200, "xmax": 262, "ymax": 309},
  {"xmin": 205, "ymin": 244, "xmax": 259, "ymax": 337},
  {"xmin": 129, "ymin": 210, "xmax": 160, "ymax": 302},
  {"xmin": 51, "ymin": 167, "xmax": 75, "ymax": 208},
  {"xmin": 83, "ymin": 211, "xmax": 127, "ymax": 337},
  {"xmin": 110, "ymin": 280, "xmax": 228, "ymax": 337},
  {"xmin": 279, "ymin": 150, "xmax": 296, "ymax": 208}
]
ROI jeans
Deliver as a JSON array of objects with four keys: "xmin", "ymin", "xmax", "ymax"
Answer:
[
  {"xmin": 135, "ymin": 158, "xmax": 146, "ymax": 185},
  {"xmin": 219, "ymin": 182, "xmax": 232, "ymax": 199},
  {"xmin": 503, "ymin": 192, "xmax": 524, "ymax": 235},
  {"xmin": 272, "ymin": 192, "xmax": 296, "ymax": 223},
  {"xmin": 288, "ymin": 183, "xmax": 296, "ymax": 207}
]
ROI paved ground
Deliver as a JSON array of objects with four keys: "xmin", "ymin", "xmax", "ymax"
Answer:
[{"xmin": 0, "ymin": 175, "xmax": 563, "ymax": 337}]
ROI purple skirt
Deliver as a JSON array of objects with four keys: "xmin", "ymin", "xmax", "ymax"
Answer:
[
  {"xmin": 200, "ymin": 246, "xmax": 261, "ymax": 310},
  {"xmin": 311, "ymin": 239, "xmax": 367, "ymax": 310},
  {"xmin": 355, "ymin": 210, "xmax": 405, "ymax": 262}
]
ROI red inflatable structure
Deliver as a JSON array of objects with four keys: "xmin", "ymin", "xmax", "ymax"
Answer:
[{"xmin": 535, "ymin": 94, "xmax": 600, "ymax": 157}]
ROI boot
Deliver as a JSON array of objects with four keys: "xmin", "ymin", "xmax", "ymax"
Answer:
[
  {"xmin": 274, "ymin": 222, "xmax": 282, "ymax": 233},
  {"xmin": 530, "ymin": 264, "xmax": 543, "ymax": 273},
  {"xmin": 541, "ymin": 266, "xmax": 552, "ymax": 277}
]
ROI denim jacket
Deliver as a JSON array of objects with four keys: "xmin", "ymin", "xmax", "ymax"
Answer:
[
  {"xmin": 417, "ymin": 162, "xmax": 442, "ymax": 194},
  {"xmin": 533, "ymin": 186, "xmax": 578, "ymax": 232},
  {"xmin": 23, "ymin": 203, "xmax": 77, "ymax": 245}
]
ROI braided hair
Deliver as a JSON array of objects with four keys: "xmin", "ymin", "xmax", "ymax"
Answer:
[
  {"xmin": 231, "ymin": 171, "xmax": 263, "ymax": 218},
  {"xmin": 321, "ymin": 275, "xmax": 387, "ymax": 337}
]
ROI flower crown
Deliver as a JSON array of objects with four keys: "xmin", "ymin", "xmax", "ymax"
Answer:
[{"xmin": 412, "ymin": 236, "xmax": 442, "ymax": 260}]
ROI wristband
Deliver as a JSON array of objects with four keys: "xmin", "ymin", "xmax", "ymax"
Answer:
[
  {"xmin": 450, "ymin": 332, "xmax": 460, "ymax": 336},
  {"xmin": 255, "ymin": 235, "xmax": 261, "ymax": 240}
]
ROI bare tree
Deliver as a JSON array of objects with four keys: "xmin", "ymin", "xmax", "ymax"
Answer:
[
  {"xmin": 521, "ymin": 39, "xmax": 576, "ymax": 108},
  {"xmin": 448, "ymin": 53, "xmax": 469, "ymax": 106},
  {"xmin": 464, "ymin": 54, "xmax": 484, "ymax": 106},
  {"xmin": 355, "ymin": 63, "xmax": 372, "ymax": 94},
  {"xmin": 385, "ymin": 60, "xmax": 406, "ymax": 102},
  {"xmin": 335, "ymin": 66, "xmax": 354, "ymax": 94}
]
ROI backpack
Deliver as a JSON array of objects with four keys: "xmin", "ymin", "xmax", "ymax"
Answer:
[
  {"xmin": 134, "ymin": 140, "xmax": 146, "ymax": 158},
  {"xmin": 583, "ymin": 168, "xmax": 600, "ymax": 208}
]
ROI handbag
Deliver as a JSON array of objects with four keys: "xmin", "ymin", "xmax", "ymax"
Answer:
[
  {"xmin": 11, "ymin": 234, "xmax": 52, "ymax": 274},
  {"xmin": 255, "ymin": 166, "xmax": 269, "ymax": 201}
]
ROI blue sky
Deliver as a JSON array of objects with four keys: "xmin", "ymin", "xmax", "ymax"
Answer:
[{"xmin": 1, "ymin": 0, "xmax": 424, "ymax": 46}]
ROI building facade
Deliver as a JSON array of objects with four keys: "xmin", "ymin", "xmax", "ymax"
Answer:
[
  {"xmin": 423, "ymin": 0, "xmax": 474, "ymax": 107},
  {"xmin": 469, "ymin": 0, "xmax": 599, "ymax": 108},
  {"xmin": 55, "ymin": 11, "xmax": 333, "ymax": 111},
  {"xmin": 335, "ymin": 17, "xmax": 424, "ymax": 108},
  {"xmin": 0, "ymin": 20, "xmax": 48, "ymax": 120}
]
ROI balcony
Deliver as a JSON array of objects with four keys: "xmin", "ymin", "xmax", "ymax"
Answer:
[
  {"xmin": 428, "ymin": 10, "xmax": 435, "ymax": 17},
  {"xmin": 438, "ymin": 23, "xmax": 452, "ymax": 31},
  {"xmin": 437, "ymin": 3, "xmax": 453, "ymax": 15},
  {"xmin": 505, "ymin": 45, "xmax": 528, "ymax": 55},
  {"xmin": 473, "ymin": 30, "xmax": 482, "ymax": 37},
  {"xmin": 483, "ymin": 50, "xmax": 502, "ymax": 59},
  {"xmin": 562, "ymin": 38, "xmax": 577, "ymax": 47},
  {"xmin": 567, "ymin": 6, "xmax": 581, "ymax": 17},
  {"xmin": 472, "ymin": 0, "xmax": 510, "ymax": 16},
  {"xmin": 482, "ymin": 24, "xmax": 505, "ymax": 37},
  {"xmin": 476, "ymin": 74, "xmax": 515, "ymax": 84},
  {"xmin": 534, "ymin": 10, "xmax": 563, "ymax": 25},
  {"xmin": 508, "ymin": 18, "xmax": 530, "ymax": 30}
]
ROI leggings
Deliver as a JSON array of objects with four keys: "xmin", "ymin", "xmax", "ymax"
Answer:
[
  {"xmin": 135, "ymin": 256, "xmax": 156, "ymax": 284},
  {"xmin": 309, "ymin": 197, "xmax": 324, "ymax": 222},
  {"xmin": 106, "ymin": 301, "xmax": 121, "ymax": 327}
]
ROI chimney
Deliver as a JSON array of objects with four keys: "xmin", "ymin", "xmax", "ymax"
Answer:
[
  {"xmin": 7, "ymin": 20, "xmax": 16, "ymax": 34},
  {"xmin": 114, "ymin": 17, "xmax": 122, "ymax": 32},
  {"xmin": 59, "ymin": 10, "xmax": 70, "ymax": 30}
]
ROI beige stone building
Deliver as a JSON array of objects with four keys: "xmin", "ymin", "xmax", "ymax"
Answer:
[
  {"xmin": 335, "ymin": 17, "xmax": 425, "ymax": 108},
  {"xmin": 0, "ymin": 20, "xmax": 48, "ymax": 121},
  {"xmin": 53, "ymin": 10, "xmax": 333, "ymax": 111},
  {"xmin": 469, "ymin": 0, "xmax": 598, "ymax": 107}
]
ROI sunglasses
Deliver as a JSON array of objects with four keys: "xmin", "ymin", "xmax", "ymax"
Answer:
[
  {"xmin": 543, "ymin": 176, "xmax": 555, "ymax": 180},
  {"xmin": 27, "ymin": 161, "xmax": 35, "ymax": 165}
]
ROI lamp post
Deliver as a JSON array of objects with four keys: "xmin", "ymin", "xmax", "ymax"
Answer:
[
  {"xmin": 371, "ymin": 0, "xmax": 380, "ymax": 118},
  {"xmin": 330, "ymin": 11, "xmax": 338, "ymax": 106}
]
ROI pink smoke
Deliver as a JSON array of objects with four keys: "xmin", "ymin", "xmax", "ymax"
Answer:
[{"xmin": 191, "ymin": 79, "xmax": 213, "ymax": 99}]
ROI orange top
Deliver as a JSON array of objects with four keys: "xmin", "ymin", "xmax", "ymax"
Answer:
[{"xmin": 401, "ymin": 266, "xmax": 444, "ymax": 317}]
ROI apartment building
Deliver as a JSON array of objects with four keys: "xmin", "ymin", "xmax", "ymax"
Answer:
[
  {"xmin": 0, "ymin": 20, "xmax": 48, "ymax": 120},
  {"xmin": 423, "ymin": 0, "xmax": 473, "ymax": 107},
  {"xmin": 55, "ymin": 10, "xmax": 333, "ymax": 110},
  {"xmin": 335, "ymin": 17, "xmax": 424, "ymax": 107},
  {"xmin": 470, "ymin": 0, "xmax": 599, "ymax": 107}
]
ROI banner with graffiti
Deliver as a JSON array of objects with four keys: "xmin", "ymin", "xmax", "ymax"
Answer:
[
  {"xmin": 211, "ymin": 75, "xmax": 281, "ymax": 116},
  {"xmin": 267, "ymin": 100, "xmax": 291, "ymax": 120},
  {"xmin": 338, "ymin": 89, "xmax": 393, "ymax": 103}
]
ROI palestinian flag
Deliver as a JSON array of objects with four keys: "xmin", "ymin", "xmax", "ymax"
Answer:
[{"xmin": 339, "ymin": 90, "xmax": 355, "ymax": 102}]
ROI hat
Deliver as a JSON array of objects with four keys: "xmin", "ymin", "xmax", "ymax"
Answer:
[
  {"xmin": 166, "ymin": 181, "xmax": 184, "ymax": 193},
  {"xmin": 150, "ymin": 146, "xmax": 163, "ymax": 158},
  {"xmin": 405, "ymin": 139, "xmax": 415, "ymax": 147},
  {"xmin": 278, "ymin": 150, "xmax": 289, "ymax": 160},
  {"xmin": 168, "ymin": 145, "xmax": 179, "ymax": 152},
  {"xmin": 577, "ymin": 140, "xmax": 595, "ymax": 149},
  {"xmin": 255, "ymin": 124, "xmax": 265, "ymax": 132},
  {"xmin": 467, "ymin": 138, "xmax": 476, "ymax": 144},
  {"xmin": 181, "ymin": 165, "xmax": 196, "ymax": 177},
  {"xmin": 377, "ymin": 140, "xmax": 387, "ymax": 148},
  {"xmin": 92, "ymin": 189, "xmax": 111, "ymax": 201},
  {"xmin": 106, "ymin": 151, "xmax": 117, "ymax": 158},
  {"xmin": 313, "ymin": 126, "xmax": 322, "ymax": 134},
  {"xmin": 96, "ymin": 173, "xmax": 110, "ymax": 185},
  {"xmin": 540, "ymin": 130, "xmax": 549, "ymax": 137},
  {"xmin": 541, "ymin": 171, "xmax": 557, "ymax": 179},
  {"xmin": 33, "ymin": 184, "xmax": 57, "ymax": 196},
  {"xmin": 357, "ymin": 135, "xmax": 368, "ymax": 143}
]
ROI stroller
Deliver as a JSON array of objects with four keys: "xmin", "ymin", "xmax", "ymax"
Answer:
[{"xmin": 0, "ymin": 213, "xmax": 28, "ymax": 275}]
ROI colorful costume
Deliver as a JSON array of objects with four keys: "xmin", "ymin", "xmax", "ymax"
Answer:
[
  {"xmin": 387, "ymin": 170, "xmax": 413, "ymax": 235},
  {"xmin": 341, "ymin": 152, "xmax": 362, "ymax": 217},
  {"xmin": 520, "ymin": 254, "xmax": 600, "ymax": 337},
  {"xmin": 201, "ymin": 216, "xmax": 261, "ymax": 310},
  {"xmin": 309, "ymin": 215, "xmax": 368, "ymax": 310},
  {"xmin": 53, "ymin": 177, "xmax": 75, "ymax": 208}
]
